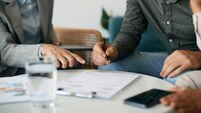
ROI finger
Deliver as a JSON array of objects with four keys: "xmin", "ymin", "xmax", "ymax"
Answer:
[
  {"xmin": 168, "ymin": 65, "xmax": 189, "ymax": 78},
  {"xmin": 160, "ymin": 97, "xmax": 171, "ymax": 106},
  {"xmin": 70, "ymin": 52, "xmax": 86, "ymax": 64},
  {"xmin": 105, "ymin": 48, "xmax": 113, "ymax": 64},
  {"xmin": 161, "ymin": 52, "xmax": 179, "ymax": 76},
  {"xmin": 160, "ymin": 94, "xmax": 176, "ymax": 106},
  {"xmin": 92, "ymin": 52, "xmax": 107, "ymax": 66},
  {"xmin": 161, "ymin": 57, "xmax": 173, "ymax": 77},
  {"xmin": 161, "ymin": 59, "xmax": 177, "ymax": 77},
  {"xmin": 94, "ymin": 50, "xmax": 107, "ymax": 61},
  {"xmin": 105, "ymin": 47, "xmax": 116, "ymax": 62},
  {"xmin": 93, "ymin": 42, "xmax": 105, "ymax": 57},
  {"xmin": 62, "ymin": 52, "xmax": 77, "ymax": 67},
  {"xmin": 163, "ymin": 62, "xmax": 181, "ymax": 78},
  {"xmin": 56, "ymin": 54, "xmax": 69, "ymax": 68},
  {"xmin": 161, "ymin": 52, "xmax": 184, "ymax": 77},
  {"xmin": 106, "ymin": 47, "xmax": 114, "ymax": 57},
  {"xmin": 93, "ymin": 48, "xmax": 108, "ymax": 63}
]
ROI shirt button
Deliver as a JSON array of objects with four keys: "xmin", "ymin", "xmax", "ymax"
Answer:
[
  {"xmin": 169, "ymin": 39, "xmax": 173, "ymax": 42},
  {"xmin": 166, "ymin": 21, "xmax": 170, "ymax": 25},
  {"xmin": 28, "ymin": 5, "xmax": 32, "ymax": 9}
]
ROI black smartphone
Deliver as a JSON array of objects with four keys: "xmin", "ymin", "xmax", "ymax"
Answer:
[{"xmin": 124, "ymin": 89, "xmax": 173, "ymax": 108}]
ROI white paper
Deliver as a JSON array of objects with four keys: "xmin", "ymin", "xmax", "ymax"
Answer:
[
  {"xmin": 57, "ymin": 71, "xmax": 139, "ymax": 99},
  {"xmin": 0, "ymin": 75, "xmax": 30, "ymax": 104}
]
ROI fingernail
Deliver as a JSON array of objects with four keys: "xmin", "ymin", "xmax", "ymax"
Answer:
[
  {"xmin": 162, "ymin": 73, "xmax": 167, "ymax": 77},
  {"xmin": 169, "ymin": 75, "xmax": 174, "ymax": 78},
  {"xmin": 82, "ymin": 60, "xmax": 86, "ymax": 64}
]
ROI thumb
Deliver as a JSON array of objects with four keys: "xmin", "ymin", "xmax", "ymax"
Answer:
[
  {"xmin": 105, "ymin": 47, "xmax": 118, "ymax": 61},
  {"xmin": 106, "ymin": 48, "xmax": 113, "ymax": 57}
]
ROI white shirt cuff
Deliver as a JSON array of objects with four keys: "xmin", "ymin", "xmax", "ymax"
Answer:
[{"xmin": 193, "ymin": 12, "xmax": 201, "ymax": 50}]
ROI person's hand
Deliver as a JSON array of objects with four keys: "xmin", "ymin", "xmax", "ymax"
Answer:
[
  {"xmin": 40, "ymin": 44, "xmax": 85, "ymax": 68},
  {"xmin": 160, "ymin": 88, "xmax": 201, "ymax": 113},
  {"xmin": 92, "ymin": 42, "xmax": 118, "ymax": 66},
  {"xmin": 190, "ymin": 0, "xmax": 201, "ymax": 13},
  {"xmin": 160, "ymin": 50, "xmax": 201, "ymax": 78}
]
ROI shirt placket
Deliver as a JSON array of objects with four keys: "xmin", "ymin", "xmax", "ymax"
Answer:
[
  {"xmin": 163, "ymin": 0, "xmax": 181, "ymax": 51},
  {"xmin": 19, "ymin": 0, "xmax": 42, "ymax": 44},
  {"xmin": 164, "ymin": 1, "xmax": 173, "ymax": 43}
]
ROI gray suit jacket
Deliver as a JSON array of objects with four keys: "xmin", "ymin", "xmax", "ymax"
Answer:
[{"xmin": 0, "ymin": 0, "xmax": 56, "ymax": 76}]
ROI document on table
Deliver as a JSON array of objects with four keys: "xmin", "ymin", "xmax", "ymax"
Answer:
[
  {"xmin": 57, "ymin": 71, "xmax": 140, "ymax": 99},
  {"xmin": 0, "ymin": 75, "xmax": 30, "ymax": 104}
]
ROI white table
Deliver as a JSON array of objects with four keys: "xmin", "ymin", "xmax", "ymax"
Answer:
[{"xmin": 0, "ymin": 70, "xmax": 175, "ymax": 113}]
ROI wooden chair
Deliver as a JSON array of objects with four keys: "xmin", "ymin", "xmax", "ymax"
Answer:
[{"xmin": 54, "ymin": 27, "xmax": 102, "ymax": 69}]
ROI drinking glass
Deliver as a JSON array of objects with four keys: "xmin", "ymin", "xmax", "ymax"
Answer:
[{"xmin": 26, "ymin": 57, "xmax": 57, "ymax": 108}]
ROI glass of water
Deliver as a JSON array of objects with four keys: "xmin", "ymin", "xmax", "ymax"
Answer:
[{"xmin": 26, "ymin": 57, "xmax": 57, "ymax": 108}]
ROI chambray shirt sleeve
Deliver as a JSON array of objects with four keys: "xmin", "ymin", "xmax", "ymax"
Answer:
[{"xmin": 193, "ymin": 12, "xmax": 201, "ymax": 50}]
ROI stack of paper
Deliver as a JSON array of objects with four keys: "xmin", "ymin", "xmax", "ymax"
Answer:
[
  {"xmin": 0, "ymin": 75, "xmax": 30, "ymax": 104},
  {"xmin": 57, "ymin": 71, "xmax": 139, "ymax": 99}
]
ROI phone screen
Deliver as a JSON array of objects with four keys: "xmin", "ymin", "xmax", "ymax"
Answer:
[{"xmin": 124, "ymin": 89, "xmax": 172, "ymax": 108}]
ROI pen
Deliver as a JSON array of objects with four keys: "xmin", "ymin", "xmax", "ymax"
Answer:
[
  {"xmin": 74, "ymin": 91, "xmax": 96, "ymax": 98},
  {"xmin": 102, "ymin": 38, "xmax": 110, "ymax": 65},
  {"xmin": 57, "ymin": 88, "xmax": 97, "ymax": 99}
]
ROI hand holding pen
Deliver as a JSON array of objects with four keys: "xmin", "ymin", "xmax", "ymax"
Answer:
[{"xmin": 92, "ymin": 39, "xmax": 118, "ymax": 66}]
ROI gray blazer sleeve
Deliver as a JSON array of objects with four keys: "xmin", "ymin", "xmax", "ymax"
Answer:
[
  {"xmin": 112, "ymin": 0, "xmax": 148, "ymax": 60},
  {"xmin": 0, "ymin": 19, "xmax": 41, "ymax": 68}
]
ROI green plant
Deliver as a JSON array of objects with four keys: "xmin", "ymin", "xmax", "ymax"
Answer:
[{"xmin": 101, "ymin": 8, "xmax": 111, "ymax": 30}]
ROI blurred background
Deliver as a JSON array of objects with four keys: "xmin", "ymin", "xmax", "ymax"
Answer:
[{"xmin": 53, "ymin": 0, "xmax": 126, "ymax": 38}]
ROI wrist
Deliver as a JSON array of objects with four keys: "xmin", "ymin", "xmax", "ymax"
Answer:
[
  {"xmin": 191, "ymin": 7, "xmax": 201, "ymax": 14},
  {"xmin": 194, "ymin": 51, "xmax": 201, "ymax": 68},
  {"xmin": 190, "ymin": 1, "xmax": 201, "ymax": 13}
]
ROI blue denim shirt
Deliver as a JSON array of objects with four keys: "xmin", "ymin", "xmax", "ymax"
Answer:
[{"xmin": 17, "ymin": 0, "xmax": 42, "ymax": 44}]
